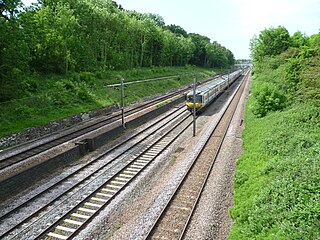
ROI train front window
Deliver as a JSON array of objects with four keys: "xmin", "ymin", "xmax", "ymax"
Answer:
[{"xmin": 187, "ymin": 95, "xmax": 202, "ymax": 103}]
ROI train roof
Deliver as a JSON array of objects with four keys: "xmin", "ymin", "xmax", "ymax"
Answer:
[{"xmin": 187, "ymin": 70, "xmax": 241, "ymax": 96}]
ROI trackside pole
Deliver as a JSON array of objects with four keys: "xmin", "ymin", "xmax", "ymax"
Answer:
[
  {"xmin": 193, "ymin": 77, "xmax": 196, "ymax": 137},
  {"xmin": 120, "ymin": 77, "xmax": 126, "ymax": 129}
]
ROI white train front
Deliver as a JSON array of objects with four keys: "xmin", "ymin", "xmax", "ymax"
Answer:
[{"xmin": 186, "ymin": 70, "xmax": 242, "ymax": 112}]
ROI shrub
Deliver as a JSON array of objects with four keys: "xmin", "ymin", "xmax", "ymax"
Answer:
[
  {"xmin": 252, "ymin": 84, "xmax": 287, "ymax": 117},
  {"xmin": 62, "ymin": 80, "xmax": 76, "ymax": 91},
  {"xmin": 21, "ymin": 77, "xmax": 39, "ymax": 94},
  {"xmin": 78, "ymin": 72, "xmax": 96, "ymax": 85},
  {"xmin": 50, "ymin": 82, "xmax": 72, "ymax": 106},
  {"xmin": 13, "ymin": 104, "xmax": 33, "ymax": 118},
  {"xmin": 76, "ymin": 84, "xmax": 93, "ymax": 102}
]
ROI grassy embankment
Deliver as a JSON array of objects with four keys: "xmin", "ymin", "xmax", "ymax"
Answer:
[
  {"xmin": 0, "ymin": 66, "xmax": 215, "ymax": 138},
  {"xmin": 229, "ymin": 51, "xmax": 320, "ymax": 239}
]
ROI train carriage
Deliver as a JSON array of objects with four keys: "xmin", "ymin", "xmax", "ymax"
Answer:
[{"xmin": 186, "ymin": 70, "xmax": 242, "ymax": 112}]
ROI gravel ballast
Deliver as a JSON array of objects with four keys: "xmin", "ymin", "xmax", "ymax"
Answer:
[
  {"xmin": 73, "ymin": 75, "xmax": 251, "ymax": 240},
  {"xmin": 0, "ymin": 74, "xmax": 251, "ymax": 240}
]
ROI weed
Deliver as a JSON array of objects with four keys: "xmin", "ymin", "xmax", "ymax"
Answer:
[{"xmin": 170, "ymin": 155, "xmax": 177, "ymax": 165}]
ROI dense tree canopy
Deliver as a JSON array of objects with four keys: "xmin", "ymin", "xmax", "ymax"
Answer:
[{"xmin": 0, "ymin": 0, "xmax": 235, "ymax": 101}]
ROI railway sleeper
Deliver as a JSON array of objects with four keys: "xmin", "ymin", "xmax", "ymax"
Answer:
[
  {"xmin": 96, "ymin": 192, "xmax": 113, "ymax": 198},
  {"xmin": 79, "ymin": 207, "xmax": 96, "ymax": 214},
  {"xmin": 72, "ymin": 212, "xmax": 90, "ymax": 220},
  {"xmin": 111, "ymin": 180, "xmax": 126, "ymax": 185},
  {"xmin": 91, "ymin": 197, "xmax": 108, "ymax": 203},
  {"xmin": 129, "ymin": 164, "xmax": 144, "ymax": 169},
  {"xmin": 85, "ymin": 202, "xmax": 102, "ymax": 208},
  {"xmin": 48, "ymin": 231, "xmax": 69, "ymax": 239}
]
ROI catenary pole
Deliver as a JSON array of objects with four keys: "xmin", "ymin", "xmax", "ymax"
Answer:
[
  {"xmin": 193, "ymin": 76, "xmax": 196, "ymax": 137},
  {"xmin": 120, "ymin": 78, "xmax": 126, "ymax": 129}
]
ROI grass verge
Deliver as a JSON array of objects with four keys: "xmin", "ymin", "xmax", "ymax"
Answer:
[
  {"xmin": 0, "ymin": 66, "xmax": 215, "ymax": 138},
  {"xmin": 229, "ymin": 84, "xmax": 320, "ymax": 239}
]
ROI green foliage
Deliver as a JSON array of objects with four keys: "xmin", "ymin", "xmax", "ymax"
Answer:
[
  {"xmin": 0, "ymin": 66, "xmax": 214, "ymax": 137},
  {"xmin": 0, "ymin": 0, "xmax": 22, "ymax": 19},
  {"xmin": 230, "ymin": 30, "xmax": 320, "ymax": 239},
  {"xmin": 166, "ymin": 24, "xmax": 188, "ymax": 37},
  {"xmin": 252, "ymin": 83, "xmax": 286, "ymax": 117},
  {"xmin": 291, "ymin": 31, "xmax": 309, "ymax": 48},
  {"xmin": 230, "ymin": 102, "xmax": 320, "ymax": 240},
  {"xmin": 77, "ymin": 86, "xmax": 93, "ymax": 101},
  {"xmin": 0, "ymin": 0, "xmax": 235, "ymax": 103},
  {"xmin": 21, "ymin": 77, "xmax": 39, "ymax": 93},
  {"xmin": 250, "ymin": 26, "xmax": 291, "ymax": 61},
  {"xmin": 77, "ymin": 72, "xmax": 96, "ymax": 85},
  {"xmin": 299, "ymin": 58, "xmax": 320, "ymax": 106},
  {"xmin": 12, "ymin": 103, "xmax": 33, "ymax": 118}
]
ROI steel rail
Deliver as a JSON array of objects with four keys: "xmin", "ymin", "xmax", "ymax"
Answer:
[
  {"xmin": 144, "ymin": 71, "xmax": 248, "ymax": 240},
  {"xmin": 0, "ymin": 106, "xmax": 188, "ymax": 239},
  {"xmin": 178, "ymin": 71, "xmax": 250, "ymax": 239},
  {"xmin": 33, "ymin": 107, "xmax": 197, "ymax": 240},
  {"xmin": 0, "ymin": 72, "xmax": 224, "ymax": 170},
  {"xmin": 0, "ymin": 92, "xmax": 182, "ymax": 170}
]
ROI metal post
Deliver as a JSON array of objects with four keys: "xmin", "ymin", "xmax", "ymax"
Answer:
[
  {"xmin": 120, "ymin": 77, "xmax": 126, "ymax": 129},
  {"xmin": 193, "ymin": 77, "xmax": 196, "ymax": 137}
]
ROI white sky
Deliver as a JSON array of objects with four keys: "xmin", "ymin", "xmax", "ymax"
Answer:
[{"xmin": 23, "ymin": 0, "xmax": 320, "ymax": 59}]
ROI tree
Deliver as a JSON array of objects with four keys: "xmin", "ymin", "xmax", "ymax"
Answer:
[
  {"xmin": 188, "ymin": 33, "xmax": 210, "ymax": 66},
  {"xmin": 291, "ymin": 31, "xmax": 309, "ymax": 48},
  {"xmin": 0, "ymin": 0, "xmax": 237, "ymax": 102},
  {"xmin": 166, "ymin": 24, "xmax": 188, "ymax": 37},
  {"xmin": 250, "ymin": 26, "xmax": 291, "ymax": 61},
  {"xmin": 0, "ymin": 0, "xmax": 22, "ymax": 20},
  {"xmin": 0, "ymin": 0, "xmax": 32, "ymax": 101},
  {"xmin": 145, "ymin": 13, "xmax": 165, "ymax": 27}
]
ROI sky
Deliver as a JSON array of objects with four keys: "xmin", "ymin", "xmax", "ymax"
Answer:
[{"xmin": 22, "ymin": 0, "xmax": 320, "ymax": 59}]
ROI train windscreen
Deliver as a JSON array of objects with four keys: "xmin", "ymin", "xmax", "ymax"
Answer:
[{"xmin": 187, "ymin": 95, "xmax": 202, "ymax": 103}]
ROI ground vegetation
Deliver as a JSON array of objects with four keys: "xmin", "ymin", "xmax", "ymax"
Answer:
[{"xmin": 229, "ymin": 26, "xmax": 320, "ymax": 239}]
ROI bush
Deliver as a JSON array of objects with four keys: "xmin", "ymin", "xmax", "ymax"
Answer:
[
  {"xmin": 231, "ymin": 32, "xmax": 320, "ymax": 239},
  {"xmin": 13, "ymin": 104, "xmax": 33, "ymax": 118},
  {"xmin": 78, "ymin": 72, "xmax": 96, "ymax": 85},
  {"xmin": 252, "ymin": 83, "xmax": 287, "ymax": 117},
  {"xmin": 21, "ymin": 77, "xmax": 39, "ymax": 94},
  {"xmin": 76, "ymin": 84, "xmax": 94, "ymax": 102},
  {"xmin": 50, "ymin": 81, "xmax": 72, "ymax": 106}
]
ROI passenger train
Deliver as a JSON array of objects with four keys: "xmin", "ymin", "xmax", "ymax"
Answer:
[{"xmin": 186, "ymin": 70, "xmax": 242, "ymax": 112}]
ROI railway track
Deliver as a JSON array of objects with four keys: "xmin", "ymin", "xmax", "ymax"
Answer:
[
  {"xmin": 0, "ymin": 101, "xmax": 198, "ymax": 239},
  {"xmin": 0, "ymin": 92, "xmax": 181, "ymax": 171},
  {"xmin": 144, "ymin": 70, "xmax": 249, "ymax": 240},
  {"xmin": 0, "ymin": 73, "xmax": 223, "ymax": 172}
]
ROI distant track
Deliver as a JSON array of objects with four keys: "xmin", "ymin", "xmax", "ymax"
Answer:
[{"xmin": 144, "ymin": 70, "xmax": 249, "ymax": 240}]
